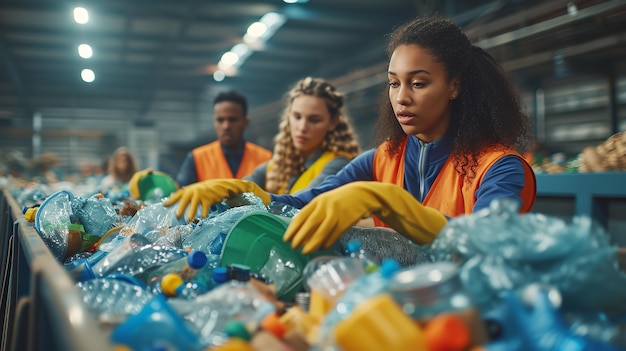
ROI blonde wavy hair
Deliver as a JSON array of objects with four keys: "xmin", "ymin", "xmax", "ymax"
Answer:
[{"xmin": 265, "ymin": 77, "xmax": 361, "ymax": 193}]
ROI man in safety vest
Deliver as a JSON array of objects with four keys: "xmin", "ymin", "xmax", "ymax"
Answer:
[{"xmin": 176, "ymin": 90, "xmax": 272, "ymax": 186}]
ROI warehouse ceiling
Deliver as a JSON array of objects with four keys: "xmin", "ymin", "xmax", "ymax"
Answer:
[{"xmin": 1, "ymin": 0, "xmax": 626, "ymax": 153}]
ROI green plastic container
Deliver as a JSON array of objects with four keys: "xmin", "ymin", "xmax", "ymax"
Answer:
[
  {"xmin": 133, "ymin": 171, "xmax": 178, "ymax": 201},
  {"xmin": 220, "ymin": 210, "xmax": 335, "ymax": 301}
]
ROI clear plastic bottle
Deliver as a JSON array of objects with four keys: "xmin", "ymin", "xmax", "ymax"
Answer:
[
  {"xmin": 181, "ymin": 280, "xmax": 276, "ymax": 347},
  {"xmin": 345, "ymin": 239, "xmax": 379, "ymax": 273},
  {"xmin": 194, "ymin": 265, "xmax": 230, "ymax": 292},
  {"xmin": 317, "ymin": 259, "xmax": 400, "ymax": 347},
  {"xmin": 91, "ymin": 233, "xmax": 188, "ymax": 278},
  {"xmin": 388, "ymin": 261, "xmax": 488, "ymax": 348},
  {"xmin": 143, "ymin": 250, "xmax": 208, "ymax": 285},
  {"xmin": 159, "ymin": 273, "xmax": 208, "ymax": 299},
  {"xmin": 76, "ymin": 275, "xmax": 153, "ymax": 324}
]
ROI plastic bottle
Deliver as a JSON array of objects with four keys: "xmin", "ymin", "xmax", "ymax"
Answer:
[
  {"xmin": 76, "ymin": 275, "xmax": 153, "ymax": 324},
  {"xmin": 143, "ymin": 250, "xmax": 208, "ymax": 285},
  {"xmin": 158, "ymin": 273, "xmax": 208, "ymax": 299},
  {"xmin": 65, "ymin": 257, "xmax": 96, "ymax": 282},
  {"xmin": 181, "ymin": 280, "xmax": 276, "ymax": 347},
  {"xmin": 387, "ymin": 261, "xmax": 488, "ymax": 348},
  {"xmin": 333, "ymin": 293, "xmax": 426, "ymax": 351},
  {"xmin": 345, "ymin": 239, "xmax": 379, "ymax": 273},
  {"xmin": 110, "ymin": 294, "xmax": 204, "ymax": 351},
  {"xmin": 317, "ymin": 259, "xmax": 400, "ymax": 346},
  {"xmin": 91, "ymin": 233, "xmax": 188, "ymax": 278},
  {"xmin": 192, "ymin": 266, "xmax": 230, "ymax": 292}
]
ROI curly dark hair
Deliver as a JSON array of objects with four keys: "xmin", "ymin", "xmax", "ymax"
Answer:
[{"xmin": 374, "ymin": 15, "xmax": 532, "ymax": 179}]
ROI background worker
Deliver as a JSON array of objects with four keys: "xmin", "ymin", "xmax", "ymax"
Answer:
[
  {"xmin": 245, "ymin": 77, "xmax": 361, "ymax": 194},
  {"xmin": 99, "ymin": 146, "xmax": 138, "ymax": 193},
  {"xmin": 164, "ymin": 15, "xmax": 536, "ymax": 254},
  {"xmin": 175, "ymin": 90, "xmax": 272, "ymax": 186}
]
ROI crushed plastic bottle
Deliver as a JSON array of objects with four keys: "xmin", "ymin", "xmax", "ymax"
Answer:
[
  {"xmin": 176, "ymin": 280, "xmax": 276, "ymax": 347},
  {"xmin": 92, "ymin": 233, "xmax": 188, "ymax": 278},
  {"xmin": 345, "ymin": 238, "xmax": 379, "ymax": 273},
  {"xmin": 76, "ymin": 275, "xmax": 153, "ymax": 325}
]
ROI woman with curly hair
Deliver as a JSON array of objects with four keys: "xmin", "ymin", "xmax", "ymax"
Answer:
[
  {"xmin": 165, "ymin": 15, "xmax": 536, "ymax": 254},
  {"xmin": 245, "ymin": 77, "xmax": 361, "ymax": 194}
]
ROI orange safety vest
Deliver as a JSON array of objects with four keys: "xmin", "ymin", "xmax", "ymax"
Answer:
[
  {"xmin": 372, "ymin": 137, "xmax": 536, "ymax": 221},
  {"xmin": 267, "ymin": 150, "xmax": 353, "ymax": 194},
  {"xmin": 192, "ymin": 141, "xmax": 272, "ymax": 180}
]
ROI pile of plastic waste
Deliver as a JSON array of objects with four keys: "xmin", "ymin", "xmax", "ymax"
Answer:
[{"xmin": 11, "ymin": 181, "xmax": 626, "ymax": 351}]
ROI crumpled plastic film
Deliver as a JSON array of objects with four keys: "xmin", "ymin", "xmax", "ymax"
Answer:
[
  {"xmin": 430, "ymin": 197, "xmax": 626, "ymax": 315},
  {"xmin": 16, "ymin": 183, "xmax": 52, "ymax": 208},
  {"xmin": 34, "ymin": 190, "xmax": 74, "ymax": 261},
  {"xmin": 266, "ymin": 201, "xmax": 300, "ymax": 217},
  {"xmin": 338, "ymin": 226, "xmax": 432, "ymax": 267},
  {"xmin": 126, "ymin": 202, "xmax": 185, "ymax": 236},
  {"xmin": 183, "ymin": 202, "xmax": 267, "ymax": 254},
  {"xmin": 150, "ymin": 223, "xmax": 195, "ymax": 249},
  {"xmin": 70, "ymin": 195, "xmax": 118, "ymax": 236}
]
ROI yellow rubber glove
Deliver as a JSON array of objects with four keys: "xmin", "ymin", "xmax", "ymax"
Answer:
[
  {"xmin": 283, "ymin": 181, "xmax": 447, "ymax": 254},
  {"xmin": 162, "ymin": 179, "xmax": 271, "ymax": 221},
  {"xmin": 128, "ymin": 168, "xmax": 155, "ymax": 199}
]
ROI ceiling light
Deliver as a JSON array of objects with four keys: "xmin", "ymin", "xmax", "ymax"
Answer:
[
  {"xmin": 260, "ymin": 12, "xmax": 286, "ymax": 29},
  {"xmin": 246, "ymin": 22, "xmax": 267, "ymax": 38},
  {"xmin": 220, "ymin": 52, "xmax": 239, "ymax": 67},
  {"xmin": 73, "ymin": 7, "xmax": 89, "ymax": 24},
  {"xmin": 81, "ymin": 69, "xmax": 95, "ymax": 83},
  {"xmin": 283, "ymin": 0, "xmax": 309, "ymax": 3},
  {"xmin": 78, "ymin": 44, "xmax": 92, "ymax": 59},
  {"xmin": 231, "ymin": 44, "xmax": 251, "ymax": 58},
  {"xmin": 213, "ymin": 70, "xmax": 225, "ymax": 82}
]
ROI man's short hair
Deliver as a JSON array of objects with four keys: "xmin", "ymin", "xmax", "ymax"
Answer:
[{"xmin": 213, "ymin": 90, "xmax": 248, "ymax": 116}]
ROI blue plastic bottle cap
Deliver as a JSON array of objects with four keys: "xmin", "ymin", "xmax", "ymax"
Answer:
[
  {"xmin": 346, "ymin": 239, "xmax": 362, "ymax": 254},
  {"xmin": 380, "ymin": 259, "xmax": 400, "ymax": 278},
  {"xmin": 187, "ymin": 251, "xmax": 208, "ymax": 269},
  {"xmin": 213, "ymin": 267, "xmax": 229, "ymax": 284}
]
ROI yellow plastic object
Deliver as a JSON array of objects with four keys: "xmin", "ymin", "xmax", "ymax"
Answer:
[
  {"xmin": 24, "ymin": 207, "xmax": 38, "ymax": 222},
  {"xmin": 211, "ymin": 338, "xmax": 255, "ymax": 351},
  {"xmin": 94, "ymin": 225, "xmax": 126, "ymax": 251},
  {"xmin": 333, "ymin": 294, "xmax": 426, "ymax": 351},
  {"xmin": 307, "ymin": 289, "xmax": 333, "ymax": 323},
  {"xmin": 279, "ymin": 306, "xmax": 320, "ymax": 345},
  {"xmin": 160, "ymin": 273, "xmax": 184, "ymax": 297}
]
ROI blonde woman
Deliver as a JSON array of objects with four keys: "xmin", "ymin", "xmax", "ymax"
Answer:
[
  {"xmin": 99, "ymin": 146, "xmax": 139, "ymax": 193},
  {"xmin": 245, "ymin": 77, "xmax": 361, "ymax": 194}
]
